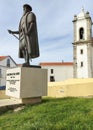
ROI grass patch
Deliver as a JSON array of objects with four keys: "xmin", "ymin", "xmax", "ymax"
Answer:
[{"xmin": 0, "ymin": 97, "xmax": 93, "ymax": 130}]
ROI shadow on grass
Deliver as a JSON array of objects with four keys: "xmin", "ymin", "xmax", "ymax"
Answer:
[
  {"xmin": 0, "ymin": 97, "xmax": 82, "ymax": 115},
  {"xmin": 42, "ymin": 97, "xmax": 78, "ymax": 104}
]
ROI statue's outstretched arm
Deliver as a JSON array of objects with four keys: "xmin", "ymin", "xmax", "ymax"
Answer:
[{"xmin": 8, "ymin": 30, "xmax": 19, "ymax": 34}]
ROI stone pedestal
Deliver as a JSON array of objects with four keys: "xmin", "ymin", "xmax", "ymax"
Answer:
[{"xmin": 6, "ymin": 67, "xmax": 47, "ymax": 104}]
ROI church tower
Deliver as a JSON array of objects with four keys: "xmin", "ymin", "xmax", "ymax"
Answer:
[{"xmin": 73, "ymin": 8, "xmax": 93, "ymax": 78}]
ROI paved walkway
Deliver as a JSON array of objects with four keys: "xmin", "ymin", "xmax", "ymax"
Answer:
[{"xmin": 0, "ymin": 99, "xmax": 21, "ymax": 107}]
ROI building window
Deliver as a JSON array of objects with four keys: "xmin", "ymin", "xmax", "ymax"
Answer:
[
  {"xmin": 81, "ymin": 62, "xmax": 83, "ymax": 67},
  {"xmin": 7, "ymin": 59, "xmax": 10, "ymax": 67},
  {"xmin": 80, "ymin": 49, "xmax": 83, "ymax": 54},
  {"xmin": 79, "ymin": 27, "xmax": 84, "ymax": 40},
  {"xmin": 50, "ymin": 76, "xmax": 55, "ymax": 82},
  {"xmin": 51, "ymin": 69, "xmax": 54, "ymax": 74}
]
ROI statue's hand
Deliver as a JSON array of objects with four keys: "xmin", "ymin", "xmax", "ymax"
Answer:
[{"xmin": 8, "ymin": 30, "xmax": 13, "ymax": 34}]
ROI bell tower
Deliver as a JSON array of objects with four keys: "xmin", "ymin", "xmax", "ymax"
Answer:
[{"xmin": 72, "ymin": 8, "xmax": 93, "ymax": 78}]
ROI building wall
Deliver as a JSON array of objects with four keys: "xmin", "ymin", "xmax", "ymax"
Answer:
[
  {"xmin": 87, "ymin": 43, "xmax": 93, "ymax": 77},
  {"xmin": 0, "ymin": 66, "xmax": 7, "ymax": 86},
  {"xmin": 77, "ymin": 44, "xmax": 88, "ymax": 78},
  {"xmin": 0, "ymin": 57, "xmax": 16, "ymax": 67},
  {"xmin": 0, "ymin": 56, "xmax": 17, "ymax": 86},
  {"xmin": 48, "ymin": 78, "xmax": 93, "ymax": 98},
  {"xmin": 92, "ymin": 47, "xmax": 93, "ymax": 76},
  {"xmin": 0, "ymin": 90, "xmax": 9, "ymax": 99},
  {"xmin": 41, "ymin": 65, "xmax": 73, "ymax": 82}
]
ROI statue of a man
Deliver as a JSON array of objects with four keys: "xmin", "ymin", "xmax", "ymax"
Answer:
[{"xmin": 8, "ymin": 4, "xmax": 40, "ymax": 66}]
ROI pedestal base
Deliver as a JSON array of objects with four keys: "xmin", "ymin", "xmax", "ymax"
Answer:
[
  {"xmin": 11, "ymin": 97, "xmax": 42, "ymax": 105},
  {"xmin": 6, "ymin": 67, "xmax": 47, "ymax": 105}
]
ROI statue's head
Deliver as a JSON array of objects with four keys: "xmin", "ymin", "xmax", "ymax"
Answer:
[{"xmin": 23, "ymin": 4, "xmax": 32, "ymax": 11}]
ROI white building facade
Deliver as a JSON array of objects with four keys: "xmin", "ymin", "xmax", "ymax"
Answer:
[
  {"xmin": 0, "ymin": 56, "xmax": 17, "ymax": 87},
  {"xmin": 73, "ymin": 9, "xmax": 93, "ymax": 78},
  {"xmin": 40, "ymin": 62, "xmax": 73, "ymax": 82}
]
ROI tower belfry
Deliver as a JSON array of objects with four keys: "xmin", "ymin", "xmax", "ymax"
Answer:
[{"xmin": 72, "ymin": 9, "xmax": 93, "ymax": 78}]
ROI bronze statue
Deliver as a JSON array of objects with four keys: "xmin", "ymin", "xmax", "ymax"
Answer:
[{"xmin": 8, "ymin": 4, "xmax": 40, "ymax": 66}]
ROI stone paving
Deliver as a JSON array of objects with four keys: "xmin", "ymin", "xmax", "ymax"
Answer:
[
  {"xmin": 0, "ymin": 99, "xmax": 21, "ymax": 107},
  {"xmin": 0, "ymin": 99, "xmax": 25, "ymax": 114}
]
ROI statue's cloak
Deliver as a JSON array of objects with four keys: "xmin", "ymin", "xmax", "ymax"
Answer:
[{"xmin": 19, "ymin": 12, "xmax": 39, "ymax": 59}]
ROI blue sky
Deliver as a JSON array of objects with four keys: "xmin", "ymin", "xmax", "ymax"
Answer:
[{"xmin": 0, "ymin": 0, "xmax": 93, "ymax": 65}]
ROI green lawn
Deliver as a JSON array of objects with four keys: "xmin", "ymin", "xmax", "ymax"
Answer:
[{"xmin": 0, "ymin": 97, "xmax": 93, "ymax": 130}]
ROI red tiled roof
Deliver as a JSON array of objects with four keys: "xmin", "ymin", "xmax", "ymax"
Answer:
[
  {"xmin": 40, "ymin": 62, "xmax": 73, "ymax": 66},
  {"xmin": 0, "ymin": 56, "xmax": 8, "ymax": 61},
  {"xmin": 17, "ymin": 64, "xmax": 22, "ymax": 67}
]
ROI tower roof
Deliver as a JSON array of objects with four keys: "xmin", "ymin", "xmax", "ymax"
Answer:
[
  {"xmin": 73, "ymin": 8, "xmax": 91, "ymax": 22},
  {"xmin": 77, "ymin": 8, "xmax": 86, "ymax": 19}
]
